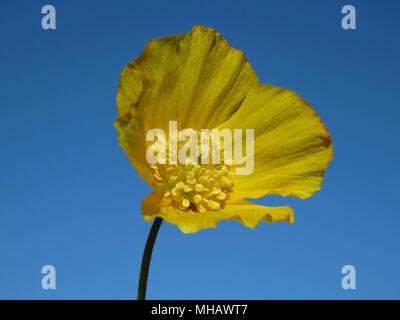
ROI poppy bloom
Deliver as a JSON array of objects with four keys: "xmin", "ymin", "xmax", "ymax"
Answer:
[{"xmin": 115, "ymin": 26, "xmax": 333, "ymax": 234}]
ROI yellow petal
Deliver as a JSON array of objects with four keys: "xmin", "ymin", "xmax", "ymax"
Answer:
[
  {"xmin": 115, "ymin": 111, "xmax": 158, "ymax": 189},
  {"xmin": 219, "ymin": 84, "xmax": 333, "ymax": 200},
  {"xmin": 116, "ymin": 25, "xmax": 258, "ymax": 132},
  {"xmin": 141, "ymin": 192, "xmax": 294, "ymax": 234}
]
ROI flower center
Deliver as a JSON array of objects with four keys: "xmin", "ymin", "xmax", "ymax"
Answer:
[
  {"xmin": 146, "ymin": 127, "xmax": 237, "ymax": 212},
  {"xmin": 150, "ymin": 161, "xmax": 235, "ymax": 212}
]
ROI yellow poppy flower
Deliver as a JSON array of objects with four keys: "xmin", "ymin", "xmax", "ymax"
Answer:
[{"xmin": 115, "ymin": 25, "xmax": 333, "ymax": 234}]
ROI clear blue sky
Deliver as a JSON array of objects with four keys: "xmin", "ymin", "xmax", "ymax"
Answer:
[{"xmin": 1, "ymin": 0, "xmax": 399, "ymax": 299}]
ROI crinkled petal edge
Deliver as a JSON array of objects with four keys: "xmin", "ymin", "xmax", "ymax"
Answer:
[{"xmin": 141, "ymin": 192, "xmax": 294, "ymax": 233}]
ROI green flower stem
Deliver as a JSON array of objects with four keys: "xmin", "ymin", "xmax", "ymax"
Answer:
[{"xmin": 137, "ymin": 217, "xmax": 163, "ymax": 300}]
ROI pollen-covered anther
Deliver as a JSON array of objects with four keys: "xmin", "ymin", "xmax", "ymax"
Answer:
[
  {"xmin": 182, "ymin": 198, "xmax": 190, "ymax": 208},
  {"xmin": 193, "ymin": 194, "xmax": 202, "ymax": 204},
  {"xmin": 207, "ymin": 200, "xmax": 220, "ymax": 210},
  {"xmin": 150, "ymin": 164, "xmax": 164, "ymax": 182},
  {"xmin": 156, "ymin": 159, "xmax": 236, "ymax": 213},
  {"xmin": 216, "ymin": 192, "xmax": 226, "ymax": 200},
  {"xmin": 194, "ymin": 184, "xmax": 204, "ymax": 192}
]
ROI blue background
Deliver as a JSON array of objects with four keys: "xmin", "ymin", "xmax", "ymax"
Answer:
[{"xmin": 1, "ymin": 0, "xmax": 399, "ymax": 299}]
